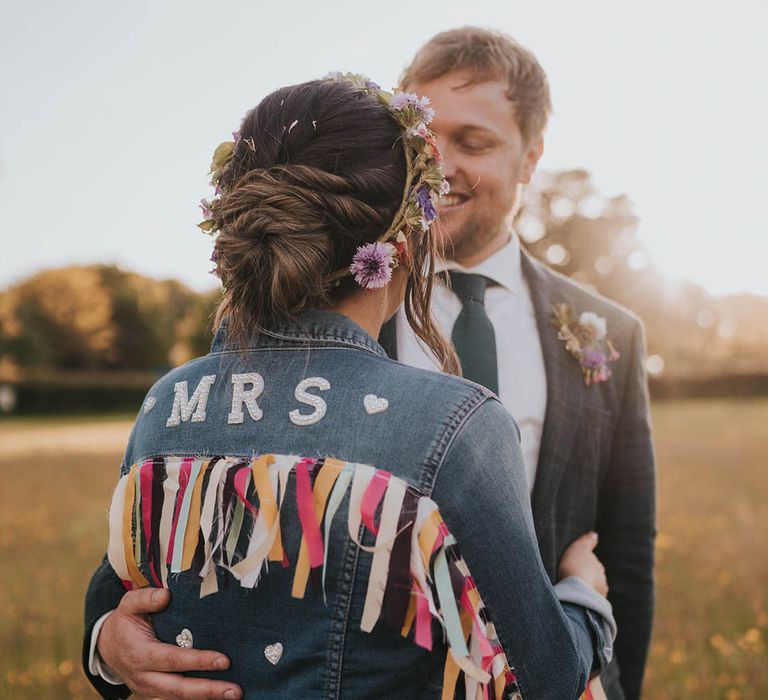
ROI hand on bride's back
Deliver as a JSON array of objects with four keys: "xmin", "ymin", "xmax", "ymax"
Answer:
[{"xmin": 558, "ymin": 532, "xmax": 609, "ymax": 597}]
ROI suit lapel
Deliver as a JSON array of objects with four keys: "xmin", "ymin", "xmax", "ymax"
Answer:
[{"xmin": 521, "ymin": 250, "xmax": 584, "ymax": 536}]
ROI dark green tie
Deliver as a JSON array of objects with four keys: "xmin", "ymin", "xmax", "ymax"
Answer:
[{"xmin": 448, "ymin": 271, "xmax": 499, "ymax": 394}]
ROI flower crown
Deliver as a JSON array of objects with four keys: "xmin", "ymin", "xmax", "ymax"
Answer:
[{"xmin": 198, "ymin": 73, "xmax": 448, "ymax": 290}]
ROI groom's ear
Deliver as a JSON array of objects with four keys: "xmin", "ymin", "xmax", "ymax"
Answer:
[{"xmin": 521, "ymin": 136, "xmax": 544, "ymax": 184}]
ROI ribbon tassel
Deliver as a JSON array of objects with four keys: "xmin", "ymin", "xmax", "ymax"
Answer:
[{"xmin": 107, "ymin": 454, "xmax": 520, "ymax": 699}]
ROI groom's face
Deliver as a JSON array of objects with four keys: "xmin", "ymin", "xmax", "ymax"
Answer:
[{"xmin": 406, "ymin": 72, "xmax": 543, "ymax": 264}]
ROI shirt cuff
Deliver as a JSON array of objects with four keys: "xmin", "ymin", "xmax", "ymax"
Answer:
[
  {"xmin": 555, "ymin": 576, "xmax": 616, "ymax": 666},
  {"xmin": 88, "ymin": 610, "xmax": 124, "ymax": 685}
]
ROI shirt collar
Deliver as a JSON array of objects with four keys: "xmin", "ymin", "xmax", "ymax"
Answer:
[
  {"xmin": 436, "ymin": 232, "xmax": 524, "ymax": 294},
  {"xmin": 211, "ymin": 309, "xmax": 388, "ymax": 358}
]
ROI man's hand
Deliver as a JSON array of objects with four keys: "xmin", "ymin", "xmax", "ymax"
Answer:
[
  {"xmin": 558, "ymin": 532, "xmax": 609, "ymax": 597},
  {"xmin": 97, "ymin": 588, "xmax": 243, "ymax": 700}
]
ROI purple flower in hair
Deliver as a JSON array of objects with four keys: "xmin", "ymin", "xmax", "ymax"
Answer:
[
  {"xmin": 365, "ymin": 79, "xmax": 382, "ymax": 90},
  {"xmin": 389, "ymin": 93, "xmax": 435, "ymax": 123},
  {"xmin": 209, "ymin": 247, "xmax": 221, "ymax": 278},
  {"xmin": 350, "ymin": 242, "xmax": 396, "ymax": 289},
  {"xmin": 389, "ymin": 93, "xmax": 414, "ymax": 111},
  {"xmin": 416, "ymin": 186, "xmax": 438, "ymax": 224},
  {"xmin": 418, "ymin": 104, "xmax": 436, "ymax": 124},
  {"xmin": 200, "ymin": 199, "xmax": 213, "ymax": 218}
]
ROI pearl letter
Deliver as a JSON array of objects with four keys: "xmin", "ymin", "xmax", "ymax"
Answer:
[
  {"xmin": 228, "ymin": 372, "xmax": 265, "ymax": 424},
  {"xmin": 289, "ymin": 377, "xmax": 330, "ymax": 426},
  {"xmin": 166, "ymin": 375, "xmax": 217, "ymax": 428}
]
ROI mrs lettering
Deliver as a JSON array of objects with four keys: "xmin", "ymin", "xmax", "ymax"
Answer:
[{"xmin": 163, "ymin": 374, "xmax": 331, "ymax": 428}]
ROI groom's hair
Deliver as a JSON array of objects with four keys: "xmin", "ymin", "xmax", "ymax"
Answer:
[{"xmin": 400, "ymin": 27, "xmax": 552, "ymax": 144}]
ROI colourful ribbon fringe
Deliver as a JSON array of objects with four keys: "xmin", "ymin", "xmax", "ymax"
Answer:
[{"xmin": 107, "ymin": 455, "xmax": 522, "ymax": 700}]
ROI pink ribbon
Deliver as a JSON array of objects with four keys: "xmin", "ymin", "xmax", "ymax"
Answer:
[
  {"xmin": 166, "ymin": 458, "xmax": 192, "ymax": 565},
  {"xmin": 360, "ymin": 469, "xmax": 391, "ymax": 536},
  {"xmin": 233, "ymin": 464, "xmax": 258, "ymax": 514},
  {"xmin": 139, "ymin": 460, "xmax": 154, "ymax": 555},
  {"xmin": 414, "ymin": 588, "xmax": 433, "ymax": 651},
  {"xmin": 296, "ymin": 459, "xmax": 324, "ymax": 568}
]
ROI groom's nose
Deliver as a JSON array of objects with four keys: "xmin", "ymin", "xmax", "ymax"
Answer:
[{"xmin": 437, "ymin": 141, "xmax": 458, "ymax": 180}]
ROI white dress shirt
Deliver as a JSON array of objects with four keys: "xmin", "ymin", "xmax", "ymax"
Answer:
[{"xmin": 395, "ymin": 234, "xmax": 548, "ymax": 491}]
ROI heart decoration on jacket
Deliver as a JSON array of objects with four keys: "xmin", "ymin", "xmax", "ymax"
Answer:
[
  {"xmin": 264, "ymin": 642, "xmax": 283, "ymax": 665},
  {"xmin": 175, "ymin": 628, "xmax": 193, "ymax": 648},
  {"xmin": 364, "ymin": 394, "xmax": 389, "ymax": 415}
]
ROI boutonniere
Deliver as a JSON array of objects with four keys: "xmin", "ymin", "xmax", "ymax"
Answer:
[{"xmin": 552, "ymin": 303, "xmax": 620, "ymax": 386}]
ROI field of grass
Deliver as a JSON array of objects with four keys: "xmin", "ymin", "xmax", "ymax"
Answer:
[{"xmin": 0, "ymin": 399, "xmax": 766, "ymax": 699}]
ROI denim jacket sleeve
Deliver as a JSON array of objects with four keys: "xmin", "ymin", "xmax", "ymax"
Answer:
[{"xmin": 431, "ymin": 396, "xmax": 612, "ymax": 700}]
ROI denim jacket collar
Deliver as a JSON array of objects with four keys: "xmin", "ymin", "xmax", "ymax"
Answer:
[{"xmin": 210, "ymin": 309, "xmax": 388, "ymax": 358}]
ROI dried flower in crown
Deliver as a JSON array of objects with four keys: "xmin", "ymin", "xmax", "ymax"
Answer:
[{"xmin": 552, "ymin": 304, "xmax": 621, "ymax": 386}]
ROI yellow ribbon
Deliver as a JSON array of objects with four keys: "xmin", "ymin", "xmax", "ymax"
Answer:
[
  {"xmin": 121, "ymin": 464, "xmax": 149, "ymax": 588},
  {"xmin": 291, "ymin": 459, "xmax": 343, "ymax": 599}
]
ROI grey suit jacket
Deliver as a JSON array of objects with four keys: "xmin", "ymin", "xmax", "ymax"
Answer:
[{"xmin": 379, "ymin": 251, "xmax": 656, "ymax": 700}]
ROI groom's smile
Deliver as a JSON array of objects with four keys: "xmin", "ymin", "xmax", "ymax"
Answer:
[{"xmin": 406, "ymin": 72, "xmax": 543, "ymax": 266}]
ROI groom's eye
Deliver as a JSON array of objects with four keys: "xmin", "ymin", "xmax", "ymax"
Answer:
[{"xmin": 459, "ymin": 138, "xmax": 493, "ymax": 154}]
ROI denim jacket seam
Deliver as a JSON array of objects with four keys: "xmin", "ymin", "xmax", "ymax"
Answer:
[
  {"xmin": 324, "ymin": 524, "xmax": 364, "ymax": 699},
  {"xmin": 260, "ymin": 326, "xmax": 385, "ymax": 353},
  {"xmin": 211, "ymin": 331, "xmax": 387, "ymax": 359},
  {"xmin": 418, "ymin": 388, "xmax": 491, "ymax": 496},
  {"xmin": 208, "ymin": 342, "xmax": 386, "ymax": 359}
]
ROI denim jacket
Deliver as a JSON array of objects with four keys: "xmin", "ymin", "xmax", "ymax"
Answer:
[{"xmin": 92, "ymin": 310, "xmax": 612, "ymax": 700}]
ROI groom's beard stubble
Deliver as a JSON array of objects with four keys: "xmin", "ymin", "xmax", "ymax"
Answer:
[{"xmin": 436, "ymin": 206, "xmax": 512, "ymax": 264}]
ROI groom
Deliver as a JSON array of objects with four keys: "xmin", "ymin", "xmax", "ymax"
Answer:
[
  {"xmin": 83, "ymin": 27, "xmax": 655, "ymax": 700},
  {"xmin": 382, "ymin": 28, "xmax": 656, "ymax": 700}
]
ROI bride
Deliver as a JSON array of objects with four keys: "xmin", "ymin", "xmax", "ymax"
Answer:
[{"xmin": 84, "ymin": 73, "xmax": 614, "ymax": 700}]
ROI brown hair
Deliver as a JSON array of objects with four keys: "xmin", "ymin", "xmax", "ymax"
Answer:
[
  {"xmin": 401, "ymin": 27, "xmax": 552, "ymax": 144},
  {"xmin": 210, "ymin": 79, "xmax": 459, "ymax": 374}
]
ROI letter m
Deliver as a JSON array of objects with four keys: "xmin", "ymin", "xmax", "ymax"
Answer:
[{"xmin": 166, "ymin": 375, "xmax": 217, "ymax": 428}]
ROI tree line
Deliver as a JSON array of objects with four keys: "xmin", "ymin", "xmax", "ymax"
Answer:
[{"xmin": 1, "ymin": 170, "xmax": 765, "ymax": 382}]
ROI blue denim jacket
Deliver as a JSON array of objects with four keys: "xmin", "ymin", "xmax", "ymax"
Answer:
[{"xmin": 109, "ymin": 310, "xmax": 610, "ymax": 700}]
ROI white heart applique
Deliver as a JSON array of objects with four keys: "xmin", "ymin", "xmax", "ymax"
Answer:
[
  {"xmin": 143, "ymin": 396, "xmax": 157, "ymax": 415},
  {"xmin": 364, "ymin": 394, "xmax": 389, "ymax": 415},
  {"xmin": 264, "ymin": 642, "xmax": 283, "ymax": 665},
  {"xmin": 175, "ymin": 628, "xmax": 193, "ymax": 648}
]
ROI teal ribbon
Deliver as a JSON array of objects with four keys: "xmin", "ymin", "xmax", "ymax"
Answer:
[
  {"xmin": 225, "ymin": 497, "xmax": 246, "ymax": 564},
  {"xmin": 433, "ymin": 544, "xmax": 469, "ymax": 659},
  {"xmin": 171, "ymin": 458, "xmax": 205, "ymax": 572}
]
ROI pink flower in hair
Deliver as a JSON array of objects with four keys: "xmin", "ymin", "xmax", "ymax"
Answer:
[
  {"xmin": 350, "ymin": 242, "xmax": 396, "ymax": 289},
  {"xmin": 408, "ymin": 122, "xmax": 430, "ymax": 139}
]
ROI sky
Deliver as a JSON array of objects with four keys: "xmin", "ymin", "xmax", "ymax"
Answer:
[{"xmin": 2, "ymin": 0, "xmax": 767, "ymax": 297}]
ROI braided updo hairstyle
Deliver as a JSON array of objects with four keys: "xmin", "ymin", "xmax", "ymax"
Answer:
[{"xmin": 211, "ymin": 79, "xmax": 458, "ymax": 374}]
